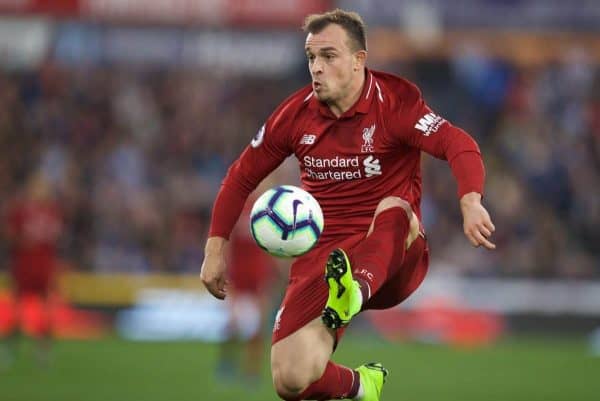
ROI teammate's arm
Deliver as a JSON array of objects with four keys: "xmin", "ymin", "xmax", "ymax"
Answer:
[
  {"xmin": 201, "ymin": 118, "xmax": 293, "ymax": 299},
  {"xmin": 397, "ymin": 86, "xmax": 496, "ymax": 250}
]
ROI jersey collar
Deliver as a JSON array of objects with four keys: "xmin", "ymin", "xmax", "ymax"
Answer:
[{"xmin": 308, "ymin": 68, "xmax": 375, "ymax": 119}]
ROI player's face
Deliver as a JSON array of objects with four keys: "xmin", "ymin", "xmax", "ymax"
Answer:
[{"xmin": 305, "ymin": 24, "xmax": 364, "ymax": 106}]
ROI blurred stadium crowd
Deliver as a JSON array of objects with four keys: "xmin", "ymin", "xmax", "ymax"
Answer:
[
  {"xmin": 399, "ymin": 52, "xmax": 600, "ymax": 279},
  {"xmin": 0, "ymin": 50, "xmax": 598, "ymax": 279}
]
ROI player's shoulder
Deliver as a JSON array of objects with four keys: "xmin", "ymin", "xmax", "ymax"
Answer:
[
  {"xmin": 267, "ymin": 84, "xmax": 313, "ymax": 130},
  {"xmin": 371, "ymin": 69, "xmax": 423, "ymax": 110}
]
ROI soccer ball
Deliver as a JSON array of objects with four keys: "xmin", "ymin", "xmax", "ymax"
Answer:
[{"xmin": 250, "ymin": 185, "xmax": 324, "ymax": 258}]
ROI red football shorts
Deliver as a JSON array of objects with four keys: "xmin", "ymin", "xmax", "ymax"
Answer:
[
  {"xmin": 228, "ymin": 242, "xmax": 275, "ymax": 294},
  {"xmin": 11, "ymin": 263, "xmax": 55, "ymax": 297},
  {"xmin": 271, "ymin": 232, "xmax": 428, "ymax": 345}
]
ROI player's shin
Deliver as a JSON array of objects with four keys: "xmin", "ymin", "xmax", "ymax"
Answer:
[{"xmin": 322, "ymin": 207, "xmax": 411, "ymax": 329}]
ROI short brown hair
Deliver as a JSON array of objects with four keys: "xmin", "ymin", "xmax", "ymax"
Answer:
[{"xmin": 302, "ymin": 9, "xmax": 367, "ymax": 52}]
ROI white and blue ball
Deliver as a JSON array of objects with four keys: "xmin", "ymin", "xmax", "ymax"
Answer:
[{"xmin": 250, "ymin": 185, "xmax": 324, "ymax": 258}]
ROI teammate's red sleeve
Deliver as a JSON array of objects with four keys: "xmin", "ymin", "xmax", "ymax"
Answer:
[
  {"xmin": 5, "ymin": 202, "xmax": 21, "ymax": 240},
  {"xmin": 208, "ymin": 108, "xmax": 294, "ymax": 239},
  {"xmin": 395, "ymin": 84, "xmax": 485, "ymax": 198}
]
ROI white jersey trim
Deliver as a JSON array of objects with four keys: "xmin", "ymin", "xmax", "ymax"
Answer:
[
  {"xmin": 375, "ymin": 81, "xmax": 384, "ymax": 103},
  {"xmin": 365, "ymin": 73, "xmax": 374, "ymax": 100}
]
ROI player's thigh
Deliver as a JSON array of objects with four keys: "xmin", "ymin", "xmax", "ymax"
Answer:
[
  {"xmin": 365, "ymin": 235, "xmax": 429, "ymax": 310},
  {"xmin": 367, "ymin": 196, "xmax": 420, "ymax": 245},
  {"xmin": 228, "ymin": 292, "xmax": 264, "ymax": 339},
  {"xmin": 271, "ymin": 317, "xmax": 335, "ymax": 391}
]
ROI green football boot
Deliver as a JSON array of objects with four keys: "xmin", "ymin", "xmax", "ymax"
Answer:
[
  {"xmin": 355, "ymin": 362, "xmax": 389, "ymax": 401},
  {"xmin": 321, "ymin": 248, "xmax": 363, "ymax": 329}
]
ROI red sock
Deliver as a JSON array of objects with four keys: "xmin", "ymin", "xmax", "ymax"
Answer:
[
  {"xmin": 349, "ymin": 207, "xmax": 410, "ymax": 303},
  {"xmin": 290, "ymin": 361, "xmax": 360, "ymax": 401}
]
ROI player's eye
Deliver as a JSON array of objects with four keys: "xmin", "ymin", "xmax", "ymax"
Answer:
[{"xmin": 307, "ymin": 54, "xmax": 315, "ymax": 62}]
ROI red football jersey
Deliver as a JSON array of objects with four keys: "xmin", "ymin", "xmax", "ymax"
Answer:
[
  {"xmin": 210, "ymin": 69, "xmax": 484, "ymax": 247},
  {"xmin": 227, "ymin": 199, "xmax": 276, "ymax": 293},
  {"xmin": 6, "ymin": 199, "xmax": 63, "ymax": 293}
]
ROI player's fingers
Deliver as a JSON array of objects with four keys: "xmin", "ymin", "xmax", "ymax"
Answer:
[
  {"xmin": 478, "ymin": 224, "xmax": 492, "ymax": 238},
  {"xmin": 209, "ymin": 283, "xmax": 227, "ymax": 300},
  {"xmin": 474, "ymin": 230, "xmax": 496, "ymax": 250},
  {"xmin": 211, "ymin": 277, "xmax": 227, "ymax": 299},
  {"xmin": 218, "ymin": 278, "xmax": 229, "ymax": 297},
  {"xmin": 465, "ymin": 230, "xmax": 480, "ymax": 247},
  {"xmin": 481, "ymin": 238, "xmax": 496, "ymax": 250},
  {"xmin": 483, "ymin": 218, "xmax": 496, "ymax": 233},
  {"xmin": 201, "ymin": 275, "xmax": 227, "ymax": 300}
]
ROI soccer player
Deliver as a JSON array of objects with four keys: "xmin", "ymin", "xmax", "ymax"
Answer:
[
  {"xmin": 216, "ymin": 190, "xmax": 279, "ymax": 384},
  {"xmin": 201, "ymin": 9, "xmax": 495, "ymax": 401},
  {"xmin": 1, "ymin": 173, "xmax": 63, "ymax": 367}
]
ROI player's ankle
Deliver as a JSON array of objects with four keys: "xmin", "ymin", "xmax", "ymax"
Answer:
[
  {"xmin": 354, "ymin": 277, "xmax": 370, "ymax": 306},
  {"xmin": 353, "ymin": 381, "xmax": 365, "ymax": 400}
]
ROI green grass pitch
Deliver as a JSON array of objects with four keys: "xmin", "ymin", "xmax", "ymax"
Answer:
[{"xmin": 1, "ymin": 335, "xmax": 598, "ymax": 401}]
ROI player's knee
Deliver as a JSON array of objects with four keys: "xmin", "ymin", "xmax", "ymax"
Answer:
[
  {"xmin": 374, "ymin": 196, "xmax": 413, "ymax": 219},
  {"xmin": 272, "ymin": 360, "xmax": 325, "ymax": 400},
  {"xmin": 272, "ymin": 369, "xmax": 308, "ymax": 399}
]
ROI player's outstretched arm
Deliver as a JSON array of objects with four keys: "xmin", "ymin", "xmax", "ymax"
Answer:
[
  {"xmin": 200, "ymin": 236, "xmax": 229, "ymax": 299},
  {"xmin": 460, "ymin": 192, "xmax": 496, "ymax": 250}
]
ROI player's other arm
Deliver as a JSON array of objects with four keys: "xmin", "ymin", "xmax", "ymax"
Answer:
[
  {"xmin": 201, "ymin": 117, "xmax": 293, "ymax": 299},
  {"xmin": 398, "ymin": 85, "xmax": 496, "ymax": 250},
  {"xmin": 201, "ymin": 164, "xmax": 266, "ymax": 299},
  {"xmin": 201, "ymin": 236, "xmax": 229, "ymax": 299}
]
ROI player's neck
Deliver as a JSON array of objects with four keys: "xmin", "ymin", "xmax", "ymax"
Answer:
[{"xmin": 328, "ymin": 72, "xmax": 366, "ymax": 118}]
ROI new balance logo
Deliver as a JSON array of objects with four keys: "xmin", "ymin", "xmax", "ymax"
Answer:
[
  {"xmin": 414, "ymin": 112, "xmax": 446, "ymax": 136},
  {"xmin": 300, "ymin": 134, "xmax": 316, "ymax": 145}
]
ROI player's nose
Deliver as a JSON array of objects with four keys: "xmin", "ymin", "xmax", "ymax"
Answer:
[{"xmin": 310, "ymin": 59, "xmax": 323, "ymax": 75}]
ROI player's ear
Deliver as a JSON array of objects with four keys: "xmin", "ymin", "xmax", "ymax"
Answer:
[{"xmin": 353, "ymin": 50, "xmax": 367, "ymax": 71}]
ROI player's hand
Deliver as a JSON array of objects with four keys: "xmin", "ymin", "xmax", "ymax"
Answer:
[
  {"xmin": 200, "ymin": 237, "xmax": 229, "ymax": 300},
  {"xmin": 460, "ymin": 192, "xmax": 496, "ymax": 250}
]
